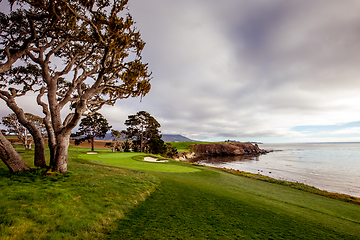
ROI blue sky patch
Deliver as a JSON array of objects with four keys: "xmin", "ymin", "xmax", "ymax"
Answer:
[{"xmin": 291, "ymin": 121, "xmax": 360, "ymax": 133}]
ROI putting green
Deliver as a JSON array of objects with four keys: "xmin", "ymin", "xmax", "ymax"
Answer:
[{"xmin": 77, "ymin": 152, "xmax": 200, "ymax": 173}]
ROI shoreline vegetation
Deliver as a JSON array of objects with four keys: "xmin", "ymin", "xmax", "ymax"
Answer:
[{"xmin": 1, "ymin": 142, "xmax": 360, "ymax": 239}]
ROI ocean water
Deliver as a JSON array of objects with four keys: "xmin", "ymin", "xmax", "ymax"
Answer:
[{"xmin": 193, "ymin": 143, "xmax": 360, "ymax": 198}]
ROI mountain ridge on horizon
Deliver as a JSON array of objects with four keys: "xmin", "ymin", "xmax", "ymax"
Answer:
[{"xmin": 94, "ymin": 133, "xmax": 196, "ymax": 142}]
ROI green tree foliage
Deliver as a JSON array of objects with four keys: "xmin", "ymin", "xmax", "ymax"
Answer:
[
  {"xmin": 123, "ymin": 111, "xmax": 179, "ymax": 157},
  {"xmin": 123, "ymin": 141, "xmax": 131, "ymax": 152},
  {"xmin": 123, "ymin": 111, "xmax": 163, "ymax": 153},
  {"xmin": 165, "ymin": 143, "xmax": 178, "ymax": 158},
  {"xmin": 72, "ymin": 113, "xmax": 111, "ymax": 152},
  {"xmin": 0, "ymin": 0, "xmax": 151, "ymax": 173},
  {"xmin": 147, "ymin": 137, "xmax": 166, "ymax": 155}
]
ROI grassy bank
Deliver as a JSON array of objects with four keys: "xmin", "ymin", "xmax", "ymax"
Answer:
[
  {"xmin": 0, "ymin": 147, "xmax": 159, "ymax": 239},
  {"xmin": 1, "ymin": 146, "xmax": 360, "ymax": 239},
  {"xmin": 169, "ymin": 141, "xmax": 240, "ymax": 152},
  {"xmin": 108, "ymin": 168, "xmax": 360, "ymax": 239},
  {"xmin": 169, "ymin": 141, "xmax": 211, "ymax": 152},
  {"xmin": 219, "ymin": 167, "xmax": 360, "ymax": 205}
]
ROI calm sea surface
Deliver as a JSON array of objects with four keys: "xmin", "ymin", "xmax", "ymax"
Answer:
[{"xmin": 193, "ymin": 143, "xmax": 360, "ymax": 198}]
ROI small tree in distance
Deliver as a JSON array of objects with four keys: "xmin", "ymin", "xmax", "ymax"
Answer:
[
  {"xmin": 147, "ymin": 137, "xmax": 166, "ymax": 155},
  {"xmin": 2, "ymin": 113, "xmax": 45, "ymax": 150},
  {"xmin": 72, "ymin": 113, "xmax": 112, "ymax": 152},
  {"xmin": 105, "ymin": 129, "xmax": 125, "ymax": 152},
  {"xmin": 165, "ymin": 143, "xmax": 178, "ymax": 158},
  {"xmin": 123, "ymin": 111, "xmax": 180, "ymax": 157},
  {"xmin": 123, "ymin": 111, "xmax": 162, "ymax": 153}
]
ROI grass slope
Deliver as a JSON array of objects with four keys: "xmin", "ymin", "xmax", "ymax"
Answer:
[
  {"xmin": 107, "ymin": 167, "xmax": 360, "ymax": 239},
  {"xmin": 0, "ymin": 147, "xmax": 159, "ymax": 239},
  {"xmin": 169, "ymin": 141, "xmax": 212, "ymax": 152},
  {"xmin": 1, "ymin": 146, "xmax": 360, "ymax": 239}
]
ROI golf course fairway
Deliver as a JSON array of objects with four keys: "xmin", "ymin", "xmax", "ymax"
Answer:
[
  {"xmin": 77, "ymin": 150, "xmax": 360, "ymax": 239},
  {"xmin": 77, "ymin": 151, "xmax": 200, "ymax": 173}
]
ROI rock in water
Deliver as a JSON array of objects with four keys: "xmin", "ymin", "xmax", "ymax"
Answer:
[{"xmin": 190, "ymin": 143, "xmax": 269, "ymax": 156}]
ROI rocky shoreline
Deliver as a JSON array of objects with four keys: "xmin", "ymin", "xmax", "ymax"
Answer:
[{"xmin": 175, "ymin": 142, "xmax": 272, "ymax": 161}]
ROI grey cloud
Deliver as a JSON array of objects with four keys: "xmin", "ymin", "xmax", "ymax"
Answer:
[{"xmin": 3, "ymin": 0, "xmax": 360, "ymax": 142}]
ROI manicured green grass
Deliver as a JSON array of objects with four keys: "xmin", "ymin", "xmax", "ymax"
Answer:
[
  {"xmin": 76, "ymin": 151, "xmax": 199, "ymax": 173},
  {"xmin": 1, "ymin": 146, "xmax": 360, "ymax": 239},
  {"xmin": 169, "ymin": 141, "xmax": 212, "ymax": 152},
  {"xmin": 107, "ymin": 167, "xmax": 360, "ymax": 239}
]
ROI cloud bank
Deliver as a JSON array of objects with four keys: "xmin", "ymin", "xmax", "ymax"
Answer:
[{"xmin": 2, "ymin": 0, "xmax": 360, "ymax": 142}]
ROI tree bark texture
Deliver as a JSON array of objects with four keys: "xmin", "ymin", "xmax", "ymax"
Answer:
[
  {"xmin": 37, "ymin": 89, "xmax": 56, "ymax": 166},
  {"xmin": 0, "ymin": 48, "xmax": 27, "ymax": 74},
  {"xmin": 47, "ymin": 133, "xmax": 56, "ymax": 167},
  {"xmin": 0, "ymin": 131, "xmax": 30, "ymax": 172},
  {"xmin": 43, "ymin": 117, "xmax": 56, "ymax": 167},
  {"xmin": 51, "ymin": 133, "xmax": 71, "ymax": 173}
]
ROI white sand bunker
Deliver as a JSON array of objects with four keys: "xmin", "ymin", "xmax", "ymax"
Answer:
[{"xmin": 143, "ymin": 157, "xmax": 169, "ymax": 163}]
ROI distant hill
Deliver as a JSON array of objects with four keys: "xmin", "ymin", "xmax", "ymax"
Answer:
[
  {"xmin": 161, "ymin": 134, "xmax": 195, "ymax": 142},
  {"xmin": 94, "ymin": 133, "xmax": 195, "ymax": 142},
  {"xmin": 94, "ymin": 133, "xmax": 118, "ymax": 141}
]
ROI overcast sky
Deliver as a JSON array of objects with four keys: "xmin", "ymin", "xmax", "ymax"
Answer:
[{"xmin": 2, "ymin": 0, "xmax": 360, "ymax": 143}]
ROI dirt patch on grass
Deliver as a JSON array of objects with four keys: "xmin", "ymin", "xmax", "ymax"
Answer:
[{"xmin": 69, "ymin": 140, "xmax": 110, "ymax": 149}]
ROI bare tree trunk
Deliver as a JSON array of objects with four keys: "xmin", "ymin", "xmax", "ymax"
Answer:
[
  {"xmin": 19, "ymin": 119, "xmax": 46, "ymax": 167},
  {"xmin": 48, "ymin": 95, "xmax": 83, "ymax": 173},
  {"xmin": 91, "ymin": 136, "xmax": 95, "ymax": 152},
  {"xmin": 0, "ymin": 131, "xmax": 30, "ymax": 172},
  {"xmin": 47, "ymin": 132, "xmax": 56, "ymax": 167},
  {"xmin": 21, "ymin": 121, "xmax": 46, "ymax": 167},
  {"xmin": 27, "ymin": 141, "xmax": 32, "ymax": 150},
  {"xmin": 24, "ymin": 130, "xmax": 29, "ymax": 150},
  {"xmin": 44, "ymin": 121, "xmax": 56, "ymax": 167},
  {"xmin": 119, "ymin": 142, "xmax": 124, "ymax": 152},
  {"xmin": 139, "ymin": 133, "xmax": 144, "ymax": 152},
  {"xmin": 52, "ymin": 133, "xmax": 70, "ymax": 173},
  {"xmin": 6, "ymin": 97, "xmax": 47, "ymax": 168},
  {"xmin": 24, "ymin": 130, "xmax": 31, "ymax": 150},
  {"xmin": 37, "ymin": 89, "xmax": 56, "ymax": 166}
]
